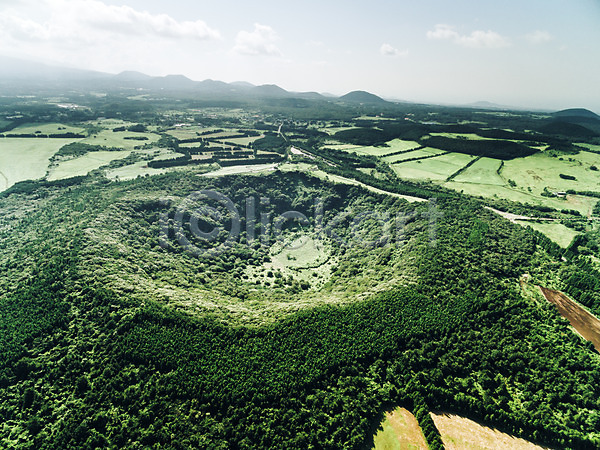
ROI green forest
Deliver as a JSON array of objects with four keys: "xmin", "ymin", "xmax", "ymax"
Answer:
[
  {"xmin": 0, "ymin": 86, "xmax": 599, "ymax": 448},
  {"xmin": 0, "ymin": 168, "xmax": 599, "ymax": 448}
]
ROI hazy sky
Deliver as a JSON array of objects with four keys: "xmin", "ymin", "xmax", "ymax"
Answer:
[{"xmin": 0, "ymin": 0, "xmax": 599, "ymax": 111}]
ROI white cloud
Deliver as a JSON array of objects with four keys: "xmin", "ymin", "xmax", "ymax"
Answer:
[
  {"xmin": 380, "ymin": 43, "xmax": 408, "ymax": 57},
  {"xmin": 427, "ymin": 24, "xmax": 510, "ymax": 49},
  {"xmin": 233, "ymin": 23, "xmax": 281, "ymax": 56},
  {"xmin": 0, "ymin": 0, "xmax": 220, "ymax": 43},
  {"xmin": 526, "ymin": 30, "xmax": 552, "ymax": 45},
  {"xmin": 427, "ymin": 24, "xmax": 459, "ymax": 41}
]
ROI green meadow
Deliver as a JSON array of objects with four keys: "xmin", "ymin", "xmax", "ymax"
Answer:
[
  {"xmin": 502, "ymin": 151, "xmax": 600, "ymax": 195},
  {"xmin": 345, "ymin": 139, "xmax": 421, "ymax": 157},
  {"xmin": 9, "ymin": 123, "xmax": 85, "ymax": 135},
  {"xmin": 514, "ymin": 220, "xmax": 580, "ymax": 248},
  {"xmin": 0, "ymin": 138, "xmax": 77, "ymax": 191},
  {"xmin": 383, "ymin": 147, "xmax": 445, "ymax": 164},
  {"xmin": 46, "ymin": 150, "xmax": 132, "ymax": 181},
  {"xmin": 390, "ymin": 152, "xmax": 475, "ymax": 181},
  {"xmin": 452, "ymin": 157, "xmax": 505, "ymax": 185},
  {"xmin": 79, "ymin": 129, "xmax": 159, "ymax": 150}
]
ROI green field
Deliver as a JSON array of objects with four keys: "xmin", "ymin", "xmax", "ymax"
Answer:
[
  {"xmin": 514, "ymin": 220, "xmax": 580, "ymax": 248},
  {"xmin": 383, "ymin": 147, "xmax": 445, "ymax": 164},
  {"xmin": 199, "ymin": 163, "xmax": 278, "ymax": 177},
  {"xmin": 445, "ymin": 180, "xmax": 597, "ymax": 215},
  {"xmin": 80, "ymin": 129, "xmax": 159, "ymax": 150},
  {"xmin": 391, "ymin": 152, "xmax": 475, "ymax": 181},
  {"xmin": 319, "ymin": 126, "xmax": 357, "ymax": 135},
  {"xmin": 430, "ymin": 132, "xmax": 493, "ymax": 140},
  {"xmin": 9, "ymin": 123, "xmax": 86, "ymax": 135},
  {"xmin": 502, "ymin": 151, "xmax": 600, "ymax": 195},
  {"xmin": 217, "ymin": 135, "xmax": 263, "ymax": 146},
  {"xmin": 150, "ymin": 149, "xmax": 185, "ymax": 161},
  {"xmin": 106, "ymin": 161, "xmax": 213, "ymax": 181},
  {"xmin": 179, "ymin": 142, "xmax": 207, "ymax": 149},
  {"xmin": 323, "ymin": 142, "xmax": 362, "ymax": 151},
  {"xmin": 576, "ymin": 143, "xmax": 600, "ymax": 153},
  {"xmin": 453, "ymin": 157, "xmax": 505, "ymax": 185},
  {"xmin": 200, "ymin": 130, "xmax": 244, "ymax": 139},
  {"xmin": 105, "ymin": 160, "xmax": 170, "ymax": 180},
  {"xmin": 0, "ymin": 138, "xmax": 77, "ymax": 191},
  {"xmin": 344, "ymin": 139, "xmax": 421, "ymax": 157},
  {"xmin": 46, "ymin": 150, "xmax": 131, "ymax": 181}
]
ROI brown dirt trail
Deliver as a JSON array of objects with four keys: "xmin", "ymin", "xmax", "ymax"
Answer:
[{"xmin": 539, "ymin": 286, "xmax": 600, "ymax": 352}]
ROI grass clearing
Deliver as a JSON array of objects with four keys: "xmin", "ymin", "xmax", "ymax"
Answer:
[
  {"xmin": 373, "ymin": 408, "xmax": 428, "ymax": 450},
  {"xmin": 216, "ymin": 135, "xmax": 263, "ymax": 146},
  {"xmin": 430, "ymin": 132, "xmax": 493, "ymax": 141},
  {"xmin": 105, "ymin": 160, "xmax": 170, "ymax": 180},
  {"xmin": 106, "ymin": 160, "xmax": 213, "ymax": 181},
  {"xmin": 164, "ymin": 126, "xmax": 220, "ymax": 140},
  {"xmin": 80, "ymin": 129, "xmax": 159, "ymax": 150},
  {"xmin": 383, "ymin": 147, "xmax": 445, "ymax": 164},
  {"xmin": 199, "ymin": 163, "xmax": 279, "ymax": 177},
  {"xmin": 576, "ymin": 143, "xmax": 600, "ymax": 153},
  {"xmin": 0, "ymin": 138, "xmax": 77, "ymax": 191},
  {"xmin": 431, "ymin": 412, "xmax": 547, "ymax": 449},
  {"xmin": 502, "ymin": 152, "xmax": 600, "ymax": 195},
  {"xmin": 514, "ymin": 221, "xmax": 580, "ymax": 248},
  {"xmin": 269, "ymin": 235, "xmax": 329, "ymax": 270},
  {"xmin": 9, "ymin": 123, "xmax": 85, "ymax": 135},
  {"xmin": 344, "ymin": 139, "xmax": 421, "ymax": 157},
  {"xmin": 319, "ymin": 126, "xmax": 357, "ymax": 135},
  {"xmin": 446, "ymin": 181, "xmax": 597, "ymax": 215},
  {"xmin": 323, "ymin": 142, "xmax": 363, "ymax": 151},
  {"xmin": 150, "ymin": 149, "xmax": 184, "ymax": 161},
  {"xmin": 245, "ymin": 234, "xmax": 335, "ymax": 288},
  {"xmin": 201, "ymin": 130, "xmax": 245, "ymax": 139},
  {"xmin": 46, "ymin": 150, "xmax": 131, "ymax": 181},
  {"xmin": 179, "ymin": 142, "xmax": 207, "ymax": 149},
  {"xmin": 391, "ymin": 153, "xmax": 475, "ymax": 181},
  {"xmin": 453, "ymin": 157, "xmax": 505, "ymax": 185}
]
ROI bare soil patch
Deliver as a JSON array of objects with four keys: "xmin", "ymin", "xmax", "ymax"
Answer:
[
  {"xmin": 431, "ymin": 412, "xmax": 548, "ymax": 449},
  {"xmin": 539, "ymin": 286, "xmax": 600, "ymax": 351},
  {"xmin": 373, "ymin": 407, "xmax": 428, "ymax": 450}
]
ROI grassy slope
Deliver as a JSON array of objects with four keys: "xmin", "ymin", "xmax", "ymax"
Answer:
[
  {"xmin": 47, "ymin": 150, "xmax": 132, "ymax": 181},
  {"xmin": 0, "ymin": 138, "xmax": 78, "ymax": 191}
]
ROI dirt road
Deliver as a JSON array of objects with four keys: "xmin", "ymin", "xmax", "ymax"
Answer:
[{"xmin": 539, "ymin": 286, "xmax": 600, "ymax": 352}]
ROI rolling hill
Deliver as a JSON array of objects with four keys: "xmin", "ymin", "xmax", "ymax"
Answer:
[
  {"xmin": 338, "ymin": 90, "xmax": 388, "ymax": 104},
  {"xmin": 553, "ymin": 108, "xmax": 600, "ymax": 120}
]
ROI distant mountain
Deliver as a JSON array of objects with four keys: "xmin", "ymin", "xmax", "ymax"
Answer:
[
  {"xmin": 147, "ymin": 74, "xmax": 197, "ymax": 90},
  {"xmin": 0, "ymin": 55, "xmax": 109, "ymax": 82},
  {"xmin": 251, "ymin": 84, "xmax": 291, "ymax": 97},
  {"xmin": 338, "ymin": 90, "xmax": 388, "ymax": 104},
  {"xmin": 462, "ymin": 101, "xmax": 550, "ymax": 112},
  {"xmin": 465, "ymin": 101, "xmax": 508, "ymax": 110},
  {"xmin": 113, "ymin": 71, "xmax": 153, "ymax": 82},
  {"xmin": 296, "ymin": 91, "xmax": 326, "ymax": 100},
  {"xmin": 553, "ymin": 108, "xmax": 600, "ymax": 120},
  {"xmin": 230, "ymin": 81, "xmax": 255, "ymax": 88}
]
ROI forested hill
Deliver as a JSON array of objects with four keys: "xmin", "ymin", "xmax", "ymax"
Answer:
[
  {"xmin": 1, "ymin": 171, "xmax": 600, "ymax": 448},
  {"xmin": 338, "ymin": 90, "xmax": 389, "ymax": 104},
  {"xmin": 553, "ymin": 108, "xmax": 600, "ymax": 120}
]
